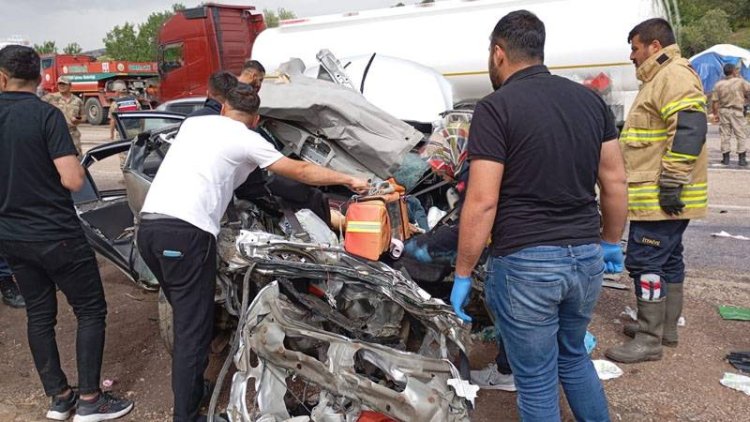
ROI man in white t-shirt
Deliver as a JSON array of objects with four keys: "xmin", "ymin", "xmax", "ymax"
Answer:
[{"xmin": 136, "ymin": 84, "xmax": 367, "ymax": 422}]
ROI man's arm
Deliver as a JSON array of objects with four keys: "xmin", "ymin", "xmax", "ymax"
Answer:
[
  {"xmin": 53, "ymin": 155, "xmax": 85, "ymax": 192},
  {"xmin": 266, "ymin": 157, "xmax": 368, "ymax": 193},
  {"xmin": 598, "ymin": 139, "xmax": 628, "ymax": 243},
  {"xmin": 455, "ymin": 159, "xmax": 503, "ymax": 277}
]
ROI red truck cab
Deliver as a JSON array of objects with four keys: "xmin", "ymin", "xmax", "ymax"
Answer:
[
  {"xmin": 40, "ymin": 54, "xmax": 158, "ymax": 124},
  {"xmin": 157, "ymin": 3, "xmax": 265, "ymax": 102}
]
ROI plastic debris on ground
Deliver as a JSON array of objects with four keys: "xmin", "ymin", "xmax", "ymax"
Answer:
[
  {"xmin": 593, "ymin": 360, "xmax": 623, "ymax": 380},
  {"xmin": 678, "ymin": 316, "xmax": 686, "ymax": 327},
  {"xmin": 711, "ymin": 231, "xmax": 750, "ymax": 241},
  {"xmin": 585, "ymin": 331, "xmax": 596, "ymax": 355},
  {"xmin": 621, "ymin": 306, "xmax": 637, "ymax": 321},
  {"xmin": 720, "ymin": 372, "xmax": 750, "ymax": 396},
  {"xmin": 727, "ymin": 351, "xmax": 750, "ymax": 373},
  {"xmin": 718, "ymin": 305, "xmax": 750, "ymax": 321}
]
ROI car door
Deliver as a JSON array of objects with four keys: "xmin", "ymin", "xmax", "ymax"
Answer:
[{"xmin": 74, "ymin": 111, "xmax": 185, "ymax": 290}]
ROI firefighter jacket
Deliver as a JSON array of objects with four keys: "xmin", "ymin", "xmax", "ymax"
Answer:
[{"xmin": 620, "ymin": 44, "xmax": 708, "ymax": 221}]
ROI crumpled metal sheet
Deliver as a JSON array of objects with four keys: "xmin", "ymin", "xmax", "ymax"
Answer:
[
  {"xmin": 258, "ymin": 72, "xmax": 424, "ymax": 179},
  {"xmin": 233, "ymin": 230, "xmax": 470, "ymax": 351},
  {"xmin": 229, "ymin": 283, "xmax": 471, "ymax": 422}
]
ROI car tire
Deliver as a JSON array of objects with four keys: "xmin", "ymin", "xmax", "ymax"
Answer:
[
  {"xmin": 84, "ymin": 97, "xmax": 106, "ymax": 125},
  {"xmin": 157, "ymin": 288, "xmax": 174, "ymax": 355}
]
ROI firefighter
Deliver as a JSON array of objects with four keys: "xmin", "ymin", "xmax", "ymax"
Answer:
[
  {"xmin": 42, "ymin": 76, "xmax": 84, "ymax": 156},
  {"xmin": 711, "ymin": 63, "xmax": 750, "ymax": 166},
  {"xmin": 605, "ymin": 18, "xmax": 708, "ymax": 364}
]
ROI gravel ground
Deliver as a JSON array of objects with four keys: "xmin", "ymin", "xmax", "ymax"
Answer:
[{"xmin": 0, "ymin": 124, "xmax": 748, "ymax": 422}]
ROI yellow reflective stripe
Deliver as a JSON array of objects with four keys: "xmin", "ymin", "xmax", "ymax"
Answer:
[
  {"xmin": 629, "ymin": 203, "xmax": 708, "ymax": 210},
  {"xmin": 624, "ymin": 128, "xmax": 668, "ymax": 134},
  {"xmin": 628, "ymin": 183, "xmax": 707, "ymax": 192},
  {"xmin": 664, "ymin": 150, "xmax": 699, "ymax": 162},
  {"xmin": 620, "ymin": 128, "xmax": 669, "ymax": 143},
  {"xmin": 346, "ymin": 221, "xmax": 384, "ymax": 233},
  {"xmin": 660, "ymin": 97, "xmax": 707, "ymax": 119}
]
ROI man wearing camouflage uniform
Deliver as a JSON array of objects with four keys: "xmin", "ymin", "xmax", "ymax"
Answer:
[
  {"xmin": 712, "ymin": 63, "xmax": 750, "ymax": 166},
  {"xmin": 606, "ymin": 18, "xmax": 708, "ymax": 364},
  {"xmin": 43, "ymin": 76, "xmax": 83, "ymax": 156}
]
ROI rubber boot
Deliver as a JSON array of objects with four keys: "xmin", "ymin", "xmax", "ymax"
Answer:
[
  {"xmin": 721, "ymin": 152, "xmax": 730, "ymax": 165},
  {"xmin": 605, "ymin": 298, "xmax": 665, "ymax": 363},
  {"xmin": 662, "ymin": 283, "xmax": 683, "ymax": 347},
  {"xmin": 739, "ymin": 152, "xmax": 748, "ymax": 167},
  {"xmin": 623, "ymin": 284, "xmax": 684, "ymax": 348}
]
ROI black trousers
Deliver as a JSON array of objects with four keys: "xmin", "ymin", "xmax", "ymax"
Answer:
[
  {"xmin": 0, "ymin": 235, "xmax": 107, "ymax": 396},
  {"xmin": 137, "ymin": 218, "xmax": 216, "ymax": 422}
]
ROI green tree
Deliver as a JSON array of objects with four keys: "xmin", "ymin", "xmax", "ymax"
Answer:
[
  {"xmin": 33, "ymin": 40, "xmax": 57, "ymax": 55},
  {"xmin": 680, "ymin": 8, "xmax": 732, "ymax": 56},
  {"xmin": 103, "ymin": 3, "xmax": 185, "ymax": 61},
  {"xmin": 264, "ymin": 8, "xmax": 297, "ymax": 28},
  {"xmin": 103, "ymin": 22, "xmax": 141, "ymax": 61},
  {"xmin": 63, "ymin": 42, "xmax": 83, "ymax": 55}
]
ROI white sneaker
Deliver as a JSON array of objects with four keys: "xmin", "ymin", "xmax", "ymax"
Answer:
[{"xmin": 470, "ymin": 364, "xmax": 517, "ymax": 391}]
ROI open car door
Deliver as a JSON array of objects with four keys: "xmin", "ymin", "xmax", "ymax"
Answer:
[{"xmin": 73, "ymin": 111, "xmax": 185, "ymax": 290}]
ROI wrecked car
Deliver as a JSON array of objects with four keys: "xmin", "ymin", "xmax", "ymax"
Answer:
[{"xmin": 74, "ymin": 56, "xmax": 478, "ymax": 421}]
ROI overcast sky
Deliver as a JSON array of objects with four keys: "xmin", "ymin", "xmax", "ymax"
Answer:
[{"xmin": 0, "ymin": 0, "xmax": 407, "ymax": 51}]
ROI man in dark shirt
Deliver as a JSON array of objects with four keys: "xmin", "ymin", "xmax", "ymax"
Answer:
[
  {"xmin": 186, "ymin": 71, "xmax": 238, "ymax": 118},
  {"xmin": 452, "ymin": 11, "xmax": 628, "ymax": 421},
  {"xmin": 0, "ymin": 45, "xmax": 133, "ymax": 421}
]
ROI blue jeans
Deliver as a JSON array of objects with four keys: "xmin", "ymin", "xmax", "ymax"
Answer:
[{"xmin": 485, "ymin": 244, "xmax": 610, "ymax": 422}]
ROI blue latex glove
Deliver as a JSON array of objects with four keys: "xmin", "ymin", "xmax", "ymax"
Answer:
[
  {"xmin": 601, "ymin": 241, "xmax": 624, "ymax": 274},
  {"xmin": 450, "ymin": 275, "xmax": 473, "ymax": 322}
]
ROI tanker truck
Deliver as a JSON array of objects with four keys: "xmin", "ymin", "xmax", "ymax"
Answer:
[{"xmin": 158, "ymin": 0, "xmax": 677, "ymax": 124}]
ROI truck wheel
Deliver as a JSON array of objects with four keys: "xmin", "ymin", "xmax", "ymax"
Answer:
[
  {"xmin": 84, "ymin": 98, "xmax": 106, "ymax": 125},
  {"xmin": 157, "ymin": 288, "xmax": 174, "ymax": 354}
]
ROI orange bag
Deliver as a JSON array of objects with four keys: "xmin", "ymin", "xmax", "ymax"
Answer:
[{"xmin": 344, "ymin": 199, "xmax": 391, "ymax": 261}]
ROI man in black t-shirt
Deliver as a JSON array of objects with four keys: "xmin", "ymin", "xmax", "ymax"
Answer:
[
  {"xmin": 452, "ymin": 11, "xmax": 628, "ymax": 421},
  {"xmin": 0, "ymin": 45, "xmax": 133, "ymax": 421}
]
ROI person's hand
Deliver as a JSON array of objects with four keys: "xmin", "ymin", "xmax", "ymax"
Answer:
[
  {"xmin": 600, "ymin": 241, "xmax": 624, "ymax": 274},
  {"xmin": 347, "ymin": 177, "xmax": 369, "ymax": 194},
  {"xmin": 450, "ymin": 275, "xmax": 472, "ymax": 322},
  {"xmin": 713, "ymin": 114, "xmax": 720, "ymax": 124},
  {"xmin": 659, "ymin": 185, "xmax": 684, "ymax": 216}
]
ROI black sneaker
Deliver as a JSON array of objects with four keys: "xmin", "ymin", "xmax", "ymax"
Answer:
[
  {"xmin": 0, "ymin": 276, "xmax": 25, "ymax": 308},
  {"xmin": 73, "ymin": 392, "xmax": 133, "ymax": 422},
  {"xmin": 47, "ymin": 390, "xmax": 78, "ymax": 420}
]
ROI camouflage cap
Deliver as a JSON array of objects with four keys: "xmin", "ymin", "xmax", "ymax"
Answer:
[{"xmin": 56, "ymin": 76, "xmax": 71, "ymax": 85}]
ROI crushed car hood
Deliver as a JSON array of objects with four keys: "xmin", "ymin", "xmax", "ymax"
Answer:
[{"xmin": 259, "ymin": 70, "xmax": 425, "ymax": 179}]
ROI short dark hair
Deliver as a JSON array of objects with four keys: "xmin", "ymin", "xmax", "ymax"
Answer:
[
  {"xmin": 628, "ymin": 18, "xmax": 675, "ymax": 47},
  {"xmin": 242, "ymin": 59, "xmax": 266, "ymax": 74},
  {"xmin": 225, "ymin": 83, "xmax": 260, "ymax": 114},
  {"xmin": 0, "ymin": 45, "xmax": 40, "ymax": 81},
  {"xmin": 723, "ymin": 63, "xmax": 737, "ymax": 76},
  {"xmin": 207, "ymin": 71, "xmax": 238, "ymax": 101},
  {"xmin": 491, "ymin": 10, "xmax": 545, "ymax": 63}
]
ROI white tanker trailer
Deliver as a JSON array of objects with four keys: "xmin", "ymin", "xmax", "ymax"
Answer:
[{"xmin": 252, "ymin": 0, "xmax": 675, "ymax": 123}]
